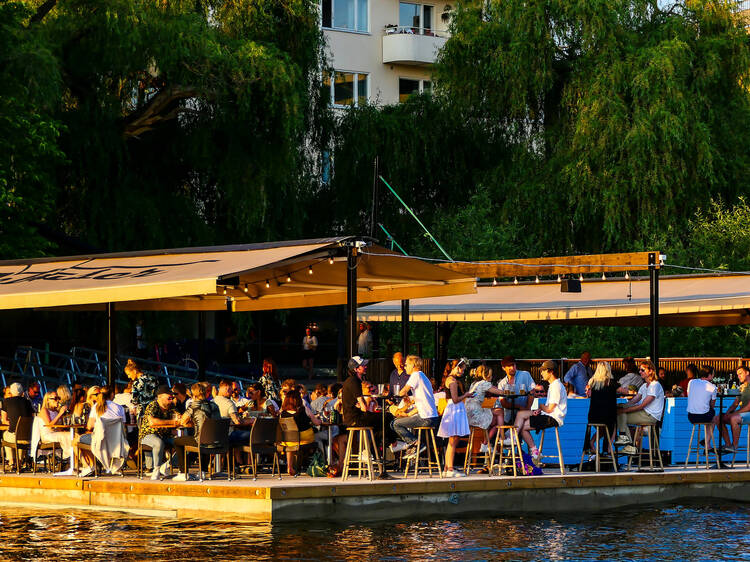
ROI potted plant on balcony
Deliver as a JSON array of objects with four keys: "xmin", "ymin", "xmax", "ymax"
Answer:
[
  {"xmin": 384, "ymin": 23, "xmax": 398, "ymax": 34},
  {"xmin": 441, "ymin": 5, "xmax": 453, "ymax": 24}
]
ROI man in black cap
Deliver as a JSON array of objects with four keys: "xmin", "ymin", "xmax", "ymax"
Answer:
[{"xmin": 139, "ymin": 385, "xmax": 180, "ymax": 479}]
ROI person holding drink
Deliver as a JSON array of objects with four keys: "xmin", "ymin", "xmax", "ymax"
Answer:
[
  {"xmin": 493, "ymin": 356, "xmax": 535, "ymax": 444},
  {"xmin": 438, "ymin": 358, "xmax": 473, "ymax": 477}
]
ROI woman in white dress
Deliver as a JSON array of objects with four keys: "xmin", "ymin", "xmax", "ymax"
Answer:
[
  {"xmin": 438, "ymin": 359, "xmax": 473, "ymax": 477},
  {"xmin": 465, "ymin": 364, "xmax": 503, "ymax": 449},
  {"xmin": 38, "ymin": 391, "xmax": 74, "ymax": 459}
]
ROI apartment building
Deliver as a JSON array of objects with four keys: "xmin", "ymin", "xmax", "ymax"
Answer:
[{"xmin": 321, "ymin": 0, "xmax": 452, "ymax": 106}]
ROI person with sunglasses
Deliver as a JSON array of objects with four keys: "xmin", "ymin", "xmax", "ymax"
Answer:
[
  {"xmin": 38, "ymin": 391, "xmax": 74, "ymax": 467},
  {"xmin": 75, "ymin": 386, "xmax": 126, "ymax": 476},
  {"xmin": 139, "ymin": 385, "xmax": 180, "ymax": 480},
  {"xmin": 614, "ymin": 360, "xmax": 664, "ymax": 455}
]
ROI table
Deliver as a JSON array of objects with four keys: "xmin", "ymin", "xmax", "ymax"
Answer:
[
  {"xmin": 494, "ymin": 393, "xmax": 531, "ymax": 424},
  {"xmin": 319, "ymin": 421, "xmax": 336, "ymax": 466},
  {"xmin": 374, "ymin": 395, "xmax": 392, "ymax": 479}
]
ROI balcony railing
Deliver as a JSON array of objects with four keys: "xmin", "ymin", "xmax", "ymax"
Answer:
[{"xmin": 382, "ymin": 26, "xmax": 448, "ymax": 66}]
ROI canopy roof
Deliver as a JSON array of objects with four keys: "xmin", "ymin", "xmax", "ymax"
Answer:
[
  {"xmin": 358, "ymin": 274, "xmax": 750, "ymax": 327},
  {"xmin": 0, "ymin": 237, "xmax": 476, "ymax": 311}
]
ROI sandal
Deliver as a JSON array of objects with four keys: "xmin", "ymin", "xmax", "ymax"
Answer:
[{"xmin": 326, "ymin": 466, "xmax": 342, "ymax": 478}]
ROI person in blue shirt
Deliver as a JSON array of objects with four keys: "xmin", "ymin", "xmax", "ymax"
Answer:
[
  {"xmin": 388, "ymin": 352, "xmax": 410, "ymax": 399},
  {"xmin": 564, "ymin": 352, "xmax": 593, "ymax": 397}
]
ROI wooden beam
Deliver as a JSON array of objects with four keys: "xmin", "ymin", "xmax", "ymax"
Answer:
[{"xmin": 438, "ymin": 251, "xmax": 659, "ymax": 278}]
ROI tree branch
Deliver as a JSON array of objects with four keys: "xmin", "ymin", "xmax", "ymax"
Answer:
[
  {"xmin": 29, "ymin": 0, "xmax": 58, "ymax": 25},
  {"xmin": 122, "ymin": 85, "xmax": 198, "ymax": 138}
]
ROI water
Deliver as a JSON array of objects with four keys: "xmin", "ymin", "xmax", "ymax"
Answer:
[{"xmin": 2, "ymin": 501, "xmax": 750, "ymax": 560}]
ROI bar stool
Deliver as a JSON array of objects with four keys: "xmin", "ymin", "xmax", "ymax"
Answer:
[
  {"xmin": 684, "ymin": 422, "xmax": 720, "ymax": 470},
  {"xmin": 342, "ymin": 427, "xmax": 381, "ymax": 481},
  {"xmin": 463, "ymin": 426, "xmax": 489, "ymax": 474},
  {"xmin": 731, "ymin": 422, "xmax": 750, "ymax": 468},
  {"xmin": 489, "ymin": 425, "xmax": 523, "ymax": 476},
  {"xmin": 626, "ymin": 423, "xmax": 664, "ymax": 471},
  {"xmin": 538, "ymin": 426, "xmax": 565, "ymax": 475},
  {"xmin": 403, "ymin": 426, "xmax": 442, "ymax": 478},
  {"xmin": 578, "ymin": 423, "xmax": 618, "ymax": 473}
]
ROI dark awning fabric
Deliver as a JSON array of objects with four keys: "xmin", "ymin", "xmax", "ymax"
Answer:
[{"xmin": 358, "ymin": 274, "xmax": 750, "ymax": 327}]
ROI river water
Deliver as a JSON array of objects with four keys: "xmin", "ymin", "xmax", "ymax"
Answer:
[{"xmin": 1, "ymin": 501, "xmax": 748, "ymax": 560}]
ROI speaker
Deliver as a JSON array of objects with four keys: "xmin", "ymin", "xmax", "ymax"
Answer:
[{"xmin": 561, "ymin": 279, "xmax": 581, "ymax": 293}]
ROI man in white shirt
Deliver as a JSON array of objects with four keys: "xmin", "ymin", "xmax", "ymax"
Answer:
[
  {"xmin": 392, "ymin": 355, "xmax": 439, "ymax": 458},
  {"xmin": 302, "ymin": 327, "xmax": 318, "ymax": 380},
  {"xmin": 356, "ymin": 322, "xmax": 373, "ymax": 357},
  {"xmin": 615, "ymin": 360, "xmax": 665, "ymax": 455},
  {"xmin": 213, "ymin": 380, "xmax": 253, "ymax": 445},
  {"xmin": 514, "ymin": 360, "xmax": 566, "ymax": 462},
  {"xmin": 686, "ymin": 365, "xmax": 718, "ymax": 449}
]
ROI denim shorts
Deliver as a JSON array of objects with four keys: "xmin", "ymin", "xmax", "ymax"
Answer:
[{"xmin": 740, "ymin": 412, "xmax": 750, "ymax": 425}]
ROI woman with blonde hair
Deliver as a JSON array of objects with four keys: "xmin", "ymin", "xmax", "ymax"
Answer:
[
  {"xmin": 38, "ymin": 390, "xmax": 74, "ymax": 466},
  {"xmin": 585, "ymin": 361, "xmax": 618, "ymax": 457},
  {"xmin": 75, "ymin": 386, "xmax": 126, "ymax": 476}
]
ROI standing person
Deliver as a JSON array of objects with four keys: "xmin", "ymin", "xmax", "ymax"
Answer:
[
  {"xmin": 614, "ymin": 360, "xmax": 665, "ymax": 455},
  {"xmin": 127, "ymin": 359, "xmax": 158, "ymax": 420},
  {"xmin": 515, "ymin": 360, "xmax": 567, "ymax": 462},
  {"xmin": 357, "ymin": 322, "xmax": 373, "ymax": 358},
  {"xmin": 564, "ymin": 352, "xmax": 593, "ymax": 397},
  {"xmin": 172, "ymin": 383, "xmax": 221, "ymax": 481},
  {"xmin": 438, "ymin": 359, "xmax": 473, "ymax": 477},
  {"xmin": 686, "ymin": 365, "xmax": 718, "ymax": 448},
  {"xmin": 585, "ymin": 362, "xmax": 618, "ymax": 458},
  {"xmin": 302, "ymin": 328, "xmax": 318, "ymax": 380},
  {"xmin": 1, "ymin": 383, "xmax": 33, "ymax": 468},
  {"xmin": 260, "ymin": 358, "xmax": 281, "ymax": 404},
  {"xmin": 714, "ymin": 365, "xmax": 750, "ymax": 453},
  {"xmin": 617, "ymin": 357, "xmax": 644, "ymax": 395},
  {"xmin": 392, "ymin": 355, "xmax": 440, "ymax": 458},
  {"xmin": 388, "ymin": 352, "xmax": 409, "ymax": 399}
]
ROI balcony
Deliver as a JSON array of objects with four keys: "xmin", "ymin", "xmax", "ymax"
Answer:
[{"xmin": 382, "ymin": 26, "xmax": 448, "ymax": 66}]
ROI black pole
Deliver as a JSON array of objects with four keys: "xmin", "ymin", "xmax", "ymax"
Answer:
[
  {"xmin": 347, "ymin": 245, "xmax": 358, "ymax": 358},
  {"xmin": 198, "ymin": 311, "xmax": 206, "ymax": 382},
  {"xmin": 649, "ymin": 252, "xmax": 659, "ymax": 370},
  {"xmin": 106, "ymin": 302, "xmax": 116, "ymax": 388},
  {"xmin": 401, "ymin": 299, "xmax": 410, "ymax": 356}
]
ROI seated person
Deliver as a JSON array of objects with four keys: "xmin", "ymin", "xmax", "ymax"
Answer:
[
  {"xmin": 1, "ymin": 383, "xmax": 33, "ymax": 468},
  {"xmin": 246, "ymin": 383, "xmax": 279, "ymax": 417},
  {"xmin": 230, "ymin": 381, "xmax": 251, "ymax": 412},
  {"xmin": 617, "ymin": 357, "xmax": 644, "ymax": 395},
  {"xmin": 678, "ymin": 364, "xmax": 699, "ymax": 396},
  {"xmin": 75, "ymin": 386, "xmax": 126, "ymax": 476},
  {"xmin": 586, "ymin": 362, "xmax": 618, "ymax": 456},
  {"xmin": 714, "ymin": 365, "xmax": 750, "ymax": 454},
  {"xmin": 139, "ymin": 386, "xmax": 180, "ymax": 480},
  {"xmin": 493, "ymin": 356, "xmax": 535, "ymax": 443},
  {"xmin": 309, "ymin": 384, "xmax": 329, "ymax": 414},
  {"xmin": 614, "ymin": 360, "xmax": 665, "ymax": 455},
  {"xmin": 213, "ymin": 380, "xmax": 253, "ymax": 444},
  {"xmin": 361, "ymin": 381, "xmax": 379, "ymax": 412},
  {"xmin": 172, "ymin": 382, "xmax": 221, "ymax": 481},
  {"xmin": 38, "ymin": 390, "xmax": 74, "ymax": 467},
  {"xmin": 279, "ymin": 390, "xmax": 322, "ymax": 476},
  {"xmin": 392, "ymin": 355, "xmax": 440, "ymax": 458},
  {"xmin": 515, "ymin": 360, "xmax": 567, "ymax": 462}
]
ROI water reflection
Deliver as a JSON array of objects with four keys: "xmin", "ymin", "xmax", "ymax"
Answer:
[{"xmin": 1, "ymin": 502, "xmax": 749, "ymax": 560}]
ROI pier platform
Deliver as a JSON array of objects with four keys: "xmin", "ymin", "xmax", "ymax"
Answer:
[{"xmin": 2, "ymin": 467, "xmax": 750, "ymax": 522}]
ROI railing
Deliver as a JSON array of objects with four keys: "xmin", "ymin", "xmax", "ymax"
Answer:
[
  {"xmin": 383, "ymin": 25, "xmax": 449, "ymax": 38},
  {"xmin": 736, "ymin": 0, "xmax": 750, "ymax": 11}
]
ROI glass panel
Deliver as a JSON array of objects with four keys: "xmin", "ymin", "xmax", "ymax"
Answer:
[
  {"xmin": 356, "ymin": 0, "xmax": 368, "ymax": 32},
  {"xmin": 334, "ymin": 0, "xmax": 355, "ymax": 30},
  {"xmin": 334, "ymin": 72, "xmax": 355, "ymax": 106},
  {"xmin": 357, "ymin": 74, "xmax": 368, "ymax": 106},
  {"xmin": 321, "ymin": 0, "xmax": 332, "ymax": 28},
  {"xmin": 399, "ymin": 78, "xmax": 420, "ymax": 103},
  {"xmin": 399, "ymin": 2, "xmax": 419, "ymax": 32},
  {"xmin": 422, "ymin": 5, "xmax": 432, "ymax": 33},
  {"xmin": 422, "ymin": 80, "xmax": 432, "ymax": 94}
]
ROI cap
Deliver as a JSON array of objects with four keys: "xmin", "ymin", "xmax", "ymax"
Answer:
[
  {"xmin": 540, "ymin": 360, "xmax": 557, "ymax": 372},
  {"xmin": 501, "ymin": 356, "xmax": 516, "ymax": 367},
  {"xmin": 348, "ymin": 356, "xmax": 369, "ymax": 371},
  {"xmin": 156, "ymin": 384, "xmax": 173, "ymax": 397}
]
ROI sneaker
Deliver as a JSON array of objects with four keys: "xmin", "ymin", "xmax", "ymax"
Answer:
[
  {"xmin": 721, "ymin": 445, "xmax": 736, "ymax": 454},
  {"xmin": 587, "ymin": 454, "xmax": 597, "ymax": 463},
  {"xmin": 158, "ymin": 460, "xmax": 171, "ymax": 476},
  {"xmin": 479, "ymin": 443, "xmax": 489, "ymax": 453},
  {"xmin": 390, "ymin": 441, "xmax": 409, "ymax": 454},
  {"xmin": 172, "ymin": 472, "xmax": 189, "ymax": 482},
  {"xmin": 149, "ymin": 468, "xmax": 161, "ymax": 481},
  {"xmin": 614, "ymin": 435, "xmax": 632, "ymax": 446},
  {"xmin": 531, "ymin": 449, "xmax": 541, "ymax": 462},
  {"xmin": 502, "ymin": 437, "xmax": 513, "ymax": 447},
  {"xmin": 79, "ymin": 466, "xmax": 95, "ymax": 478},
  {"xmin": 622, "ymin": 445, "xmax": 638, "ymax": 455},
  {"xmin": 404, "ymin": 445, "xmax": 426, "ymax": 460},
  {"xmin": 443, "ymin": 468, "xmax": 467, "ymax": 478}
]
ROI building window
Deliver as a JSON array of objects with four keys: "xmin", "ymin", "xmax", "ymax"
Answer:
[
  {"xmin": 399, "ymin": 78, "xmax": 431, "ymax": 103},
  {"xmin": 398, "ymin": 2, "xmax": 433, "ymax": 34},
  {"xmin": 324, "ymin": 71, "xmax": 369, "ymax": 107},
  {"xmin": 321, "ymin": 0, "xmax": 368, "ymax": 32}
]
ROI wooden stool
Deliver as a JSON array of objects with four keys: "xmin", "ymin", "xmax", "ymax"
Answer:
[
  {"xmin": 403, "ymin": 426, "xmax": 442, "ymax": 478},
  {"xmin": 463, "ymin": 426, "xmax": 489, "ymax": 474},
  {"xmin": 684, "ymin": 422, "xmax": 719, "ymax": 470},
  {"xmin": 626, "ymin": 423, "xmax": 664, "ymax": 471},
  {"xmin": 731, "ymin": 421, "xmax": 750, "ymax": 468},
  {"xmin": 489, "ymin": 425, "xmax": 523, "ymax": 476},
  {"xmin": 342, "ymin": 427, "xmax": 381, "ymax": 481},
  {"xmin": 538, "ymin": 426, "xmax": 565, "ymax": 475},
  {"xmin": 579, "ymin": 423, "xmax": 618, "ymax": 473}
]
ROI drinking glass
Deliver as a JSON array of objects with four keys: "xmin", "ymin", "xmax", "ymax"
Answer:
[
  {"xmin": 393, "ymin": 384, "xmax": 400, "ymax": 397},
  {"xmin": 378, "ymin": 384, "xmax": 385, "ymax": 396}
]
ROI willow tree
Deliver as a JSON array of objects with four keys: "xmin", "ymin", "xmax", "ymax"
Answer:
[
  {"xmin": 2, "ymin": 0, "xmax": 327, "ymax": 255},
  {"xmin": 436, "ymin": 0, "xmax": 750, "ymax": 253}
]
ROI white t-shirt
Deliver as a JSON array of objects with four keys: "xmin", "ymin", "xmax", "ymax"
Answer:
[
  {"xmin": 406, "ymin": 370, "xmax": 438, "ymax": 419},
  {"xmin": 113, "ymin": 392, "xmax": 134, "ymax": 411},
  {"xmin": 213, "ymin": 395, "xmax": 238, "ymax": 419},
  {"xmin": 687, "ymin": 378, "xmax": 717, "ymax": 414},
  {"xmin": 636, "ymin": 380, "xmax": 665, "ymax": 420},
  {"xmin": 543, "ymin": 379, "xmax": 567, "ymax": 426},
  {"xmin": 302, "ymin": 335, "xmax": 318, "ymax": 350},
  {"xmin": 88, "ymin": 400, "xmax": 126, "ymax": 423}
]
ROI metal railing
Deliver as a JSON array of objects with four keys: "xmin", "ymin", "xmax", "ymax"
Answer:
[{"xmin": 383, "ymin": 25, "xmax": 449, "ymax": 38}]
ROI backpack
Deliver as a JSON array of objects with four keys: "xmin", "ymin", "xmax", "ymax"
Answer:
[
  {"xmin": 306, "ymin": 449, "xmax": 328, "ymax": 477},
  {"xmin": 515, "ymin": 451, "xmax": 544, "ymax": 476}
]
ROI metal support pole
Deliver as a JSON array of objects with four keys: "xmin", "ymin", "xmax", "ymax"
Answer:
[
  {"xmin": 346, "ymin": 246, "xmax": 358, "ymax": 358},
  {"xmin": 198, "ymin": 311, "xmax": 206, "ymax": 382},
  {"xmin": 106, "ymin": 302, "xmax": 116, "ymax": 388},
  {"xmin": 649, "ymin": 252, "xmax": 659, "ymax": 370},
  {"xmin": 401, "ymin": 300, "xmax": 410, "ymax": 356}
]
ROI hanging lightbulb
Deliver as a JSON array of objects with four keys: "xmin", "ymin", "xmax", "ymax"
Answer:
[
  {"xmin": 328, "ymin": 256, "xmax": 334, "ymax": 265},
  {"xmin": 557, "ymin": 275, "xmax": 562, "ymax": 283},
  {"xmin": 601, "ymin": 272, "xmax": 606, "ymax": 281},
  {"xmin": 513, "ymin": 277, "xmax": 518, "ymax": 285},
  {"xmin": 286, "ymin": 274, "xmax": 292, "ymax": 282},
  {"xmin": 308, "ymin": 265, "xmax": 313, "ymax": 275},
  {"xmin": 243, "ymin": 285, "xmax": 248, "ymax": 293},
  {"xmin": 535, "ymin": 276, "xmax": 540, "ymax": 284},
  {"xmin": 222, "ymin": 287, "xmax": 227, "ymax": 295},
  {"xmin": 579, "ymin": 274, "xmax": 584, "ymax": 282},
  {"xmin": 625, "ymin": 271, "xmax": 630, "ymax": 280},
  {"xmin": 492, "ymin": 278, "xmax": 497, "ymax": 286},
  {"xmin": 265, "ymin": 280, "xmax": 270, "ymax": 288}
]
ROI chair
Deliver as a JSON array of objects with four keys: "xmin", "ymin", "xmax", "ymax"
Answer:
[
  {"xmin": 684, "ymin": 422, "xmax": 719, "ymax": 470},
  {"xmin": 342, "ymin": 426, "xmax": 382, "ymax": 481},
  {"xmin": 136, "ymin": 436, "xmax": 172, "ymax": 480},
  {"xmin": 276, "ymin": 417, "xmax": 318, "ymax": 477},
  {"xmin": 579, "ymin": 423, "xmax": 618, "ymax": 473},
  {"xmin": 626, "ymin": 422, "xmax": 664, "ymax": 471},
  {"xmin": 184, "ymin": 418, "xmax": 233, "ymax": 482},
  {"xmin": 36, "ymin": 440, "xmax": 59, "ymax": 474},
  {"xmin": 537, "ymin": 426, "xmax": 565, "ymax": 475},
  {"xmin": 463, "ymin": 426, "xmax": 489, "ymax": 474},
  {"xmin": 490, "ymin": 425, "xmax": 524, "ymax": 477},
  {"xmin": 239, "ymin": 417, "xmax": 280, "ymax": 480},
  {"xmin": 403, "ymin": 426, "xmax": 442, "ymax": 479},
  {"xmin": 731, "ymin": 420, "xmax": 750, "ymax": 468},
  {"xmin": 1, "ymin": 417, "xmax": 33, "ymax": 474},
  {"xmin": 76, "ymin": 440, "xmax": 99, "ymax": 477}
]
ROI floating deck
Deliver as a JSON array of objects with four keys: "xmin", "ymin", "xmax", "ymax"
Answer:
[{"xmin": 1, "ymin": 467, "xmax": 749, "ymax": 522}]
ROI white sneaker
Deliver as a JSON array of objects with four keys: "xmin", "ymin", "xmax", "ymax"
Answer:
[
  {"xmin": 531, "ymin": 450, "xmax": 541, "ymax": 462},
  {"xmin": 479, "ymin": 443, "xmax": 489, "ymax": 453},
  {"xmin": 622, "ymin": 445, "xmax": 638, "ymax": 455},
  {"xmin": 390, "ymin": 441, "xmax": 409, "ymax": 454},
  {"xmin": 79, "ymin": 466, "xmax": 95, "ymax": 478},
  {"xmin": 158, "ymin": 460, "xmax": 171, "ymax": 476},
  {"xmin": 614, "ymin": 435, "xmax": 632, "ymax": 446},
  {"xmin": 502, "ymin": 437, "xmax": 513, "ymax": 446},
  {"xmin": 404, "ymin": 445, "xmax": 426, "ymax": 459},
  {"xmin": 149, "ymin": 468, "xmax": 161, "ymax": 480},
  {"xmin": 172, "ymin": 472, "xmax": 188, "ymax": 482},
  {"xmin": 444, "ymin": 469, "xmax": 466, "ymax": 478}
]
